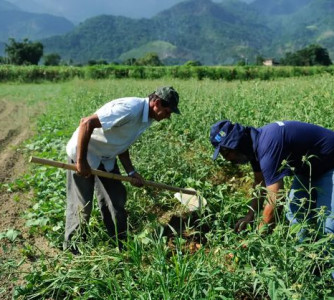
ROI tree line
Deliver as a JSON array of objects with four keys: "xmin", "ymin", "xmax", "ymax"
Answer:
[{"xmin": 0, "ymin": 38, "xmax": 332, "ymax": 67}]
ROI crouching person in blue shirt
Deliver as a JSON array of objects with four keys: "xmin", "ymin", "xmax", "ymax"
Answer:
[
  {"xmin": 210, "ymin": 120, "xmax": 334, "ymax": 276},
  {"xmin": 65, "ymin": 86, "xmax": 180, "ymax": 253}
]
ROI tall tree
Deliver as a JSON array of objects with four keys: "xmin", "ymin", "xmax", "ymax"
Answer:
[
  {"xmin": 43, "ymin": 53, "xmax": 61, "ymax": 66},
  {"xmin": 281, "ymin": 44, "xmax": 332, "ymax": 66},
  {"xmin": 135, "ymin": 53, "xmax": 163, "ymax": 66},
  {"xmin": 5, "ymin": 38, "xmax": 44, "ymax": 65}
]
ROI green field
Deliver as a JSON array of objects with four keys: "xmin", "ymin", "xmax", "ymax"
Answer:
[{"xmin": 1, "ymin": 74, "xmax": 334, "ymax": 299}]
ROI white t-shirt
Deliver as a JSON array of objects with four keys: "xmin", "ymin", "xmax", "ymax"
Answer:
[{"xmin": 66, "ymin": 97, "xmax": 152, "ymax": 171}]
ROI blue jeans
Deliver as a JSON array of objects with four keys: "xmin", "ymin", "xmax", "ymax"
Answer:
[
  {"xmin": 286, "ymin": 169, "xmax": 334, "ymax": 234},
  {"xmin": 286, "ymin": 169, "xmax": 334, "ymax": 278}
]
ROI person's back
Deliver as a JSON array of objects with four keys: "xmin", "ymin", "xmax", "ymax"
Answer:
[{"xmin": 255, "ymin": 121, "xmax": 334, "ymax": 185}]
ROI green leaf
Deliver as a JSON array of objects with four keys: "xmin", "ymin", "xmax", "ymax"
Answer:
[
  {"xmin": 5, "ymin": 228, "xmax": 21, "ymax": 241},
  {"xmin": 268, "ymin": 280, "xmax": 277, "ymax": 300}
]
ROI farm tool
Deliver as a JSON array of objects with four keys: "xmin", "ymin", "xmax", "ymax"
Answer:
[{"xmin": 29, "ymin": 156, "xmax": 206, "ymax": 211}]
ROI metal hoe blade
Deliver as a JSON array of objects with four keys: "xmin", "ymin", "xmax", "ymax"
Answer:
[{"xmin": 174, "ymin": 188, "xmax": 207, "ymax": 211}]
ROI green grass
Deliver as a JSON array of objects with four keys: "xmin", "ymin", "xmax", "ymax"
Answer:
[{"xmin": 1, "ymin": 75, "xmax": 334, "ymax": 299}]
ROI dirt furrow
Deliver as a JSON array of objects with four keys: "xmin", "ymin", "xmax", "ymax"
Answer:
[{"xmin": 0, "ymin": 98, "xmax": 58, "ymax": 300}]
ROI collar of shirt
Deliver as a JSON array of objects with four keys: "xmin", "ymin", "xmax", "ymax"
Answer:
[{"xmin": 143, "ymin": 97, "xmax": 151, "ymax": 123}]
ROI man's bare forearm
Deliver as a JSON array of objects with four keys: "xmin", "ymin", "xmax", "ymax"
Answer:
[
  {"xmin": 77, "ymin": 119, "xmax": 93, "ymax": 161},
  {"xmin": 76, "ymin": 114, "xmax": 101, "ymax": 162},
  {"xmin": 262, "ymin": 203, "xmax": 275, "ymax": 224},
  {"xmin": 118, "ymin": 150, "xmax": 135, "ymax": 174},
  {"xmin": 262, "ymin": 179, "xmax": 284, "ymax": 225}
]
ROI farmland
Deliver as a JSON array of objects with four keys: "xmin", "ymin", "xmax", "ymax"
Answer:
[{"xmin": 1, "ymin": 74, "xmax": 334, "ymax": 299}]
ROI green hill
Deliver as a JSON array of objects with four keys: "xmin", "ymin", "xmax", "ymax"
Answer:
[
  {"xmin": 42, "ymin": 0, "xmax": 272, "ymax": 64},
  {"xmin": 250, "ymin": 0, "xmax": 312, "ymax": 15},
  {"xmin": 258, "ymin": 0, "xmax": 334, "ymax": 58},
  {"xmin": 2, "ymin": 0, "xmax": 333, "ymax": 65},
  {"xmin": 41, "ymin": 15, "xmax": 155, "ymax": 64},
  {"xmin": 0, "ymin": 0, "xmax": 74, "ymax": 44},
  {"xmin": 118, "ymin": 41, "xmax": 188, "ymax": 65},
  {"xmin": 151, "ymin": 0, "xmax": 271, "ymax": 64}
]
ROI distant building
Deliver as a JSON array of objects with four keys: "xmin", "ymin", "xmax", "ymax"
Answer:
[{"xmin": 263, "ymin": 59, "xmax": 279, "ymax": 66}]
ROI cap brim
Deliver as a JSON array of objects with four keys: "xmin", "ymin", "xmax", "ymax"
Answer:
[
  {"xmin": 171, "ymin": 107, "xmax": 181, "ymax": 114},
  {"xmin": 212, "ymin": 146, "xmax": 220, "ymax": 160}
]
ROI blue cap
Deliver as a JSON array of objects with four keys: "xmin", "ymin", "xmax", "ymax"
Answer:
[{"xmin": 210, "ymin": 120, "xmax": 245, "ymax": 160}]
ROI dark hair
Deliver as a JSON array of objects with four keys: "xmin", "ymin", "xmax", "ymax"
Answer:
[{"xmin": 148, "ymin": 93, "xmax": 158, "ymax": 101}]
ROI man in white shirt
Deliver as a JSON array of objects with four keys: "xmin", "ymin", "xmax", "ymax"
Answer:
[{"xmin": 64, "ymin": 86, "xmax": 180, "ymax": 252}]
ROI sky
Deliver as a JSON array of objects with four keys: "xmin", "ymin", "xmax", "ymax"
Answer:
[{"xmin": 7, "ymin": 0, "xmax": 253, "ymax": 23}]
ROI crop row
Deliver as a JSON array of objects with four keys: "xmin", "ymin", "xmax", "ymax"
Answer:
[
  {"xmin": 0, "ymin": 64, "xmax": 334, "ymax": 82},
  {"xmin": 2, "ymin": 76, "xmax": 334, "ymax": 299}
]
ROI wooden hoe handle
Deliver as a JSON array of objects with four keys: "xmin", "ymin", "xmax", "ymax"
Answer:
[{"xmin": 29, "ymin": 156, "xmax": 197, "ymax": 195}]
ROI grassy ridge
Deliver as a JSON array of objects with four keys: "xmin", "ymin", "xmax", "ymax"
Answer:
[
  {"xmin": 0, "ymin": 64, "xmax": 334, "ymax": 82},
  {"xmin": 1, "ymin": 76, "xmax": 334, "ymax": 299}
]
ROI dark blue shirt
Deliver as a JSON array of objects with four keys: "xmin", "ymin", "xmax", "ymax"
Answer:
[{"xmin": 251, "ymin": 121, "xmax": 334, "ymax": 186}]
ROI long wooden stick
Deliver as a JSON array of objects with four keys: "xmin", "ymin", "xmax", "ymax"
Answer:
[{"xmin": 29, "ymin": 156, "xmax": 197, "ymax": 195}]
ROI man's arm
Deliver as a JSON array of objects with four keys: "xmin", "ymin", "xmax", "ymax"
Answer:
[
  {"xmin": 262, "ymin": 179, "xmax": 284, "ymax": 225},
  {"xmin": 118, "ymin": 150, "xmax": 145, "ymax": 187},
  {"xmin": 76, "ymin": 114, "xmax": 102, "ymax": 176},
  {"xmin": 118, "ymin": 150, "xmax": 135, "ymax": 175},
  {"xmin": 235, "ymin": 171, "xmax": 266, "ymax": 232}
]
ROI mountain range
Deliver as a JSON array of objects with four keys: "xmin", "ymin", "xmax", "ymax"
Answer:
[
  {"xmin": 0, "ymin": 0, "xmax": 74, "ymax": 42},
  {"xmin": 1, "ymin": 0, "xmax": 333, "ymax": 65}
]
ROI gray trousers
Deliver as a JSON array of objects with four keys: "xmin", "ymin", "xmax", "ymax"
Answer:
[{"xmin": 64, "ymin": 157, "xmax": 127, "ymax": 249}]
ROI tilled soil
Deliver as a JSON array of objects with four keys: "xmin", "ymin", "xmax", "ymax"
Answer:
[{"xmin": 0, "ymin": 99, "xmax": 58, "ymax": 299}]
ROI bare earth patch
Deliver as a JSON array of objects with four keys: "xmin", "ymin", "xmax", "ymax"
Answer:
[{"xmin": 0, "ymin": 99, "xmax": 58, "ymax": 299}]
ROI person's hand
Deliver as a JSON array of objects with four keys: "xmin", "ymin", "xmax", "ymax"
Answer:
[
  {"xmin": 257, "ymin": 221, "xmax": 274, "ymax": 235},
  {"xmin": 234, "ymin": 213, "xmax": 254, "ymax": 233},
  {"xmin": 129, "ymin": 172, "xmax": 145, "ymax": 187},
  {"xmin": 76, "ymin": 159, "xmax": 92, "ymax": 178}
]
